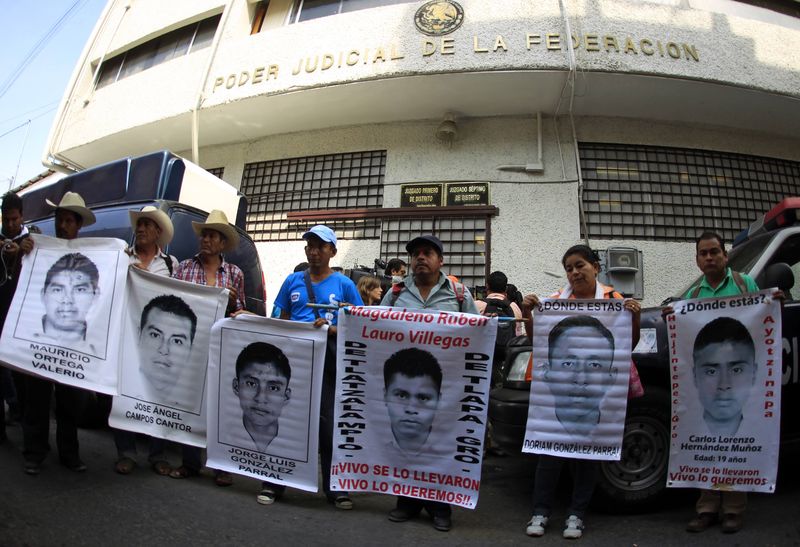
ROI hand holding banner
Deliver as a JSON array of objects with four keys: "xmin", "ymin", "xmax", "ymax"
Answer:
[
  {"xmin": 523, "ymin": 299, "xmax": 632, "ymax": 460},
  {"xmin": 667, "ymin": 290, "xmax": 781, "ymax": 493},
  {"xmin": 330, "ymin": 306, "xmax": 496, "ymax": 509},
  {"xmin": 206, "ymin": 315, "xmax": 327, "ymax": 492},
  {"xmin": 0, "ymin": 234, "xmax": 127, "ymax": 394}
]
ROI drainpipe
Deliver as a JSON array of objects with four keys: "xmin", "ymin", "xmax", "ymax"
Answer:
[
  {"xmin": 558, "ymin": 0, "xmax": 591, "ymax": 246},
  {"xmin": 43, "ymin": 0, "xmax": 126, "ymax": 174},
  {"xmin": 191, "ymin": 0, "xmax": 235, "ymax": 164}
]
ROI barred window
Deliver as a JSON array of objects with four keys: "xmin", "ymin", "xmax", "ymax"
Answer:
[
  {"xmin": 380, "ymin": 217, "xmax": 487, "ymax": 289},
  {"xmin": 580, "ymin": 143, "xmax": 800, "ymax": 243},
  {"xmin": 207, "ymin": 167, "xmax": 224, "ymax": 178},
  {"xmin": 241, "ymin": 150, "xmax": 385, "ymax": 241}
]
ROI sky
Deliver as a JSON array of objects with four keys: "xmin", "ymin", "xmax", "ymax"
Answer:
[{"xmin": 0, "ymin": 0, "xmax": 108, "ymax": 194}]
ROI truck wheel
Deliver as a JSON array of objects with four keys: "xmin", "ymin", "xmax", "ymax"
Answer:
[{"xmin": 595, "ymin": 389, "xmax": 670, "ymax": 511}]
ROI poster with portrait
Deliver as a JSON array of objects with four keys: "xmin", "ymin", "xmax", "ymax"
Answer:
[
  {"xmin": 109, "ymin": 267, "xmax": 228, "ymax": 447},
  {"xmin": 330, "ymin": 306, "xmax": 496, "ymax": 509},
  {"xmin": 206, "ymin": 315, "xmax": 327, "ymax": 492},
  {"xmin": 523, "ymin": 299, "xmax": 632, "ymax": 460},
  {"xmin": 0, "ymin": 234, "xmax": 127, "ymax": 394},
  {"xmin": 667, "ymin": 290, "xmax": 781, "ymax": 493}
]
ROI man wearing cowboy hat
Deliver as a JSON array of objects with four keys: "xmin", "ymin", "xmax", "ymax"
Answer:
[
  {"xmin": 112, "ymin": 206, "xmax": 179, "ymax": 476},
  {"xmin": 169, "ymin": 209, "xmax": 246, "ymax": 487},
  {"xmin": 23, "ymin": 191, "xmax": 95, "ymax": 475}
]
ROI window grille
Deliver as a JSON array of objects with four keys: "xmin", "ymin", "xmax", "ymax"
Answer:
[
  {"xmin": 580, "ymin": 143, "xmax": 800, "ymax": 243},
  {"xmin": 380, "ymin": 216, "xmax": 487, "ymax": 289},
  {"xmin": 240, "ymin": 150, "xmax": 385, "ymax": 241}
]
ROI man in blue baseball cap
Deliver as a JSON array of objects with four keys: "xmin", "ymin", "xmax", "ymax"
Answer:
[{"xmin": 261, "ymin": 225, "xmax": 363, "ymax": 508}]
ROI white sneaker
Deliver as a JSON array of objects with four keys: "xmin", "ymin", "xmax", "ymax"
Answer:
[
  {"xmin": 526, "ymin": 514, "xmax": 549, "ymax": 537},
  {"xmin": 563, "ymin": 515, "xmax": 584, "ymax": 539}
]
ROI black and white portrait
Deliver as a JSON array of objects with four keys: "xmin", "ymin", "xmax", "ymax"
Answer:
[
  {"xmin": 217, "ymin": 330, "xmax": 315, "ymax": 463},
  {"xmin": 14, "ymin": 248, "xmax": 119, "ymax": 359}
]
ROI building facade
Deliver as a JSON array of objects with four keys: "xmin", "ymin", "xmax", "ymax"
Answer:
[{"xmin": 44, "ymin": 0, "xmax": 800, "ymax": 306}]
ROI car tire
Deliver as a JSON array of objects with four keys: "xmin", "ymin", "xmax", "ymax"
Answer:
[{"xmin": 595, "ymin": 388, "xmax": 671, "ymax": 512}]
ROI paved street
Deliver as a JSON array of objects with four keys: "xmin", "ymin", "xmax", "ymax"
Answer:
[{"xmin": 1, "ymin": 421, "xmax": 799, "ymax": 546}]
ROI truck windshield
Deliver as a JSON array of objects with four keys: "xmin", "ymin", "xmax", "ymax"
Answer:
[{"xmin": 672, "ymin": 232, "xmax": 776, "ymax": 301}]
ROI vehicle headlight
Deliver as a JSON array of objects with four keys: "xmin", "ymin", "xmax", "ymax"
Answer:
[{"xmin": 506, "ymin": 350, "xmax": 532, "ymax": 382}]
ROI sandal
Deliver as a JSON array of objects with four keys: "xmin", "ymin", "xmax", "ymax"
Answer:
[
  {"xmin": 214, "ymin": 470, "xmax": 233, "ymax": 487},
  {"xmin": 151, "ymin": 460, "xmax": 172, "ymax": 476},
  {"xmin": 169, "ymin": 465, "xmax": 200, "ymax": 479},
  {"xmin": 114, "ymin": 457, "xmax": 136, "ymax": 475}
]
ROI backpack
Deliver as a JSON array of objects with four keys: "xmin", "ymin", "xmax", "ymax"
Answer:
[
  {"xmin": 690, "ymin": 271, "xmax": 746, "ymax": 298},
  {"xmin": 482, "ymin": 296, "xmax": 515, "ymax": 348},
  {"xmin": 390, "ymin": 278, "xmax": 465, "ymax": 312}
]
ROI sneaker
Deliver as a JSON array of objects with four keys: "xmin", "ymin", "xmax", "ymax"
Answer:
[
  {"xmin": 256, "ymin": 488, "xmax": 277, "ymax": 505},
  {"xmin": 526, "ymin": 515, "xmax": 549, "ymax": 537},
  {"xmin": 333, "ymin": 496, "xmax": 353, "ymax": 510},
  {"xmin": 563, "ymin": 515, "xmax": 584, "ymax": 539}
]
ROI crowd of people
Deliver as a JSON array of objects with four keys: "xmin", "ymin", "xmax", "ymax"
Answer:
[{"xmin": 0, "ymin": 189, "xmax": 765, "ymax": 538}]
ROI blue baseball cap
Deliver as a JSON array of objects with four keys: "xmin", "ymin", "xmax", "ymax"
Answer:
[{"xmin": 302, "ymin": 225, "xmax": 337, "ymax": 247}]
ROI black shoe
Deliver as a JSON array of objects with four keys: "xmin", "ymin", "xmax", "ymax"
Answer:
[
  {"xmin": 721, "ymin": 513, "xmax": 743, "ymax": 534},
  {"xmin": 61, "ymin": 459, "xmax": 87, "ymax": 472},
  {"xmin": 388, "ymin": 508, "xmax": 419, "ymax": 523},
  {"xmin": 432, "ymin": 514, "xmax": 452, "ymax": 532},
  {"xmin": 24, "ymin": 461, "xmax": 41, "ymax": 475},
  {"xmin": 686, "ymin": 512, "xmax": 717, "ymax": 533}
]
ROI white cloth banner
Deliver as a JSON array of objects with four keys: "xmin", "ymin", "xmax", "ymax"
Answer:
[
  {"xmin": 330, "ymin": 306, "xmax": 496, "ymax": 509},
  {"xmin": 0, "ymin": 234, "xmax": 127, "ymax": 394},
  {"xmin": 206, "ymin": 316, "xmax": 327, "ymax": 492},
  {"xmin": 667, "ymin": 290, "xmax": 781, "ymax": 493},
  {"xmin": 523, "ymin": 299, "xmax": 632, "ymax": 460},
  {"xmin": 109, "ymin": 267, "xmax": 227, "ymax": 447}
]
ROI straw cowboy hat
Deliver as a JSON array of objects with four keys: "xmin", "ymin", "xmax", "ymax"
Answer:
[
  {"xmin": 129, "ymin": 206, "xmax": 174, "ymax": 249},
  {"xmin": 191, "ymin": 209, "xmax": 239, "ymax": 252},
  {"xmin": 46, "ymin": 191, "xmax": 96, "ymax": 226}
]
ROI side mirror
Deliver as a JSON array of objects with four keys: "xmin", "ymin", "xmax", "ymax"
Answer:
[{"xmin": 760, "ymin": 262, "xmax": 794, "ymax": 292}]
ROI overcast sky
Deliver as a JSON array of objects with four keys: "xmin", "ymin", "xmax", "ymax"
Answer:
[{"xmin": 0, "ymin": 0, "xmax": 107, "ymax": 194}]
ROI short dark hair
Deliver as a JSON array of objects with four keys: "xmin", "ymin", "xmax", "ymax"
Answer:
[
  {"xmin": 140, "ymin": 295, "xmax": 197, "ymax": 343},
  {"xmin": 695, "ymin": 231, "xmax": 725, "ymax": 253},
  {"xmin": 487, "ymin": 271, "xmax": 508, "ymax": 292},
  {"xmin": 385, "ymin": 258, "xmax": 407, "ymax": 277},
  {"xmin": 235, "ymin": 342, "xmax": 291, "ymax": 384},
  {"xmin": 562, "ymin": 245, "xmax": 599, "ymax": 268},
  {"xmin": 1, "ymin": 192, "xmax": 22, "ymax": 214},
  {"xmin": 43, "ymin": 253, "xmax": 99, "ymax": 291},
  {"xmin": 293, "ymin": 262, "xmax": 309, "ymax": 273},
  {"xmin": 548, "ymin": 315, "xmax": 615, "ymax": 364},
  {"xmin": 693, "ymin": 316, "xmax": 754, "ymax": 360},
  {"xmin": 384, "ymin": 348, "xmax": 442, "ymax": 392}
]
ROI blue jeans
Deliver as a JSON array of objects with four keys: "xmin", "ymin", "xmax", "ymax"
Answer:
[{"xmin": 532, "ymin": 455, "xmax": 598, "ymax": 519}]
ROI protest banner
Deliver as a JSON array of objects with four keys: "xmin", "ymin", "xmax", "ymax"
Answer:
[
  {"xmin": 667, "ymin": 290, "xmax": 781, "ymax": 493},
  {"xmin": 0, "ymin": 234, "xmax": 127, "ymax": 394},
  {"xmin": 330, "ymin": 306, "xmax": 496, "ymax": 509},
  {"xmin": 109, "ymin": 267, "xmax": 227, "ymax": 447},
  {"xmin": 206, "ymin": 315, "xmax": 327, "ymax": 492},
  {"xmin": 523, "ymin": 299, "xmax": 632, "ymax": 460}
]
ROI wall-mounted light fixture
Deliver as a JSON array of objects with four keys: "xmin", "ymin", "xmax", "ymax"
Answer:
[{"xmin": 436, "ymin": 112, "xmax": 457, "ymax": 147}]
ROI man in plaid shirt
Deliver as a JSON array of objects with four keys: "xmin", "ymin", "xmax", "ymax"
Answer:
[{"xmin": 169, "ymin": 209, "xmax": 245, "ymax": 486}]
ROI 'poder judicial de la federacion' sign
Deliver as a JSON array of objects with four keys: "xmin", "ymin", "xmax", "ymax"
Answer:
[
  {"xmin": 445, "ymin": 183, "xmax": 489, "ymax": 206},
  {"xmin": 400, "ymin": 183, "xmax": 443, "ymax": 207}
]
